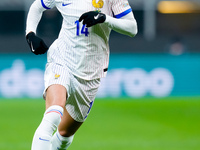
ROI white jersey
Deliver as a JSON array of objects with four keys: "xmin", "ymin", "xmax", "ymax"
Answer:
[{"xmin": 33, "ymin": 0, "xmax": 132, "ymax": 80}]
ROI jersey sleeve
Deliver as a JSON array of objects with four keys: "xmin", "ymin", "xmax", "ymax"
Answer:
[
  {"xmin": 40, "ymin": 0, "xmax": 55, "ymax": 9},
  {"xmin": 26, "ymin": 0, "xmax": 55, "ymax": 34},
  {"xmin": 111, "ymin": 0, "xmax": 132, "ymax": 19}
]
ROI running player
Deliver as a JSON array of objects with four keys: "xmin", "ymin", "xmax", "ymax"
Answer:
[{"xmin": 26, "ymin": 0, "xmax": 137, "ymax": 149}]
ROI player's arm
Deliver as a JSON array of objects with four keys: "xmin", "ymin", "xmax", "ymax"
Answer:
[
  {"xmin": 79, "ymin": 11, "xmax": 137, "ymax": 37},
  {"xmin": 104, "ymin": 12, "xmax": 137, "ymax": 37},
  {"xmin": 26, "ymin": 0, "xmax": 54, "ymax": 55}
]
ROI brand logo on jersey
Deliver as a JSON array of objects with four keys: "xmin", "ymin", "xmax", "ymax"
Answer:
[
  {"xmin": 62, "ymin": 3, "xmax": 71, "ymax": 6},
  {"xmin": 55, "ymin": 74, "xmax": 60, "ymax": 79},
  {"xmin": 92, "ymin": 0, "xmax": 104, "ymax": 11}
]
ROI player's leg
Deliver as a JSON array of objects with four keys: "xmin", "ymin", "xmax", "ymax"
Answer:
[
  {"xmin": 50, "ymin": 107, "xmax": 83, "ymax": 150},
  {"xmin": 50, "ymin": 76, "xmax": 100, "ymax": 150},
  {"xmin": 59, "ymin": 107, "xmax": 83, "ymax": 137},
  {"xmin": 45, "ymin": 84, "xmax": 67, "ymax": 109},
  {"xmin": 31, "ymin": 84, "xmax": 67, "ymax": 150}
]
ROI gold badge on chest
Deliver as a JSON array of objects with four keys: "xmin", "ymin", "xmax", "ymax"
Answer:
[{"xmin": 92, "ymin": 0, "xmax": 104, "ymax": 11}]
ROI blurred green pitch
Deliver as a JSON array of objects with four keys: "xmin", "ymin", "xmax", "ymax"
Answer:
[{"xmin": 0, "ymin": 97, "xmax": 200, "ymax": 150}]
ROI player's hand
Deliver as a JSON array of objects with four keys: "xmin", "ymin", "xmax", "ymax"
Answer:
[
  {"xmin": 26, "ymin": 32, "xmax": 48, "ymax": 55},
  {"xmin": 79, "ymin": 11, "xmax": 106, "ymax": 27}
]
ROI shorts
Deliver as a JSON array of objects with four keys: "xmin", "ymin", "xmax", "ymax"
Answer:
[{"xmin": 43, "ymin": 63, "xmax": 100, "ymax": 122}]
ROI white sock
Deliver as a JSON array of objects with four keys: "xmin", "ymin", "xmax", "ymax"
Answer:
[
  {"xmin": 31, "ymin": 105, "xmax": 64, "ymax": 150},
  {"xmin": 50, "ymin": 130, "xmax": 74, "ymax": 150}
]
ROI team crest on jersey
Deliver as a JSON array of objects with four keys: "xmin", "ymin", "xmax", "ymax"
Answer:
[{"xmin": 92, "ymin": 0, "xmax": 104, "ymax": 11}]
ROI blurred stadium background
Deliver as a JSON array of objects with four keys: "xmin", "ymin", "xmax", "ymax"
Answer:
[{"xmin": 0, "ymin": 0, "xmax": 200, "ymax": 150}]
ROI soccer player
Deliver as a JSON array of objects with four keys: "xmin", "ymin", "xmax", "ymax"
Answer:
[{"xmin": 26, "ymin": 0, "xmax": 137, "ymax": 149}]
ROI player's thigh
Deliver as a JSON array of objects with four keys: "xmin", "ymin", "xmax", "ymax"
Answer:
[
  {"xmin": 45, "ymin": 84, "xmax": 68, "ymax": 109},
  {"xmin": 43, "ymin": 62, "xmax": 71, "ymax": 109}
]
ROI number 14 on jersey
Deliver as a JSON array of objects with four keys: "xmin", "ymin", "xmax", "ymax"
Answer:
[{"xmin": 75, "ymin": 20, "xmax": 89, "ymax": 36}]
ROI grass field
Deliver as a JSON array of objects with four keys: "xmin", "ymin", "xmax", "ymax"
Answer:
[{"xmin": 0, "ymin": 97, "xmax": 200, "ymax": 150}]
